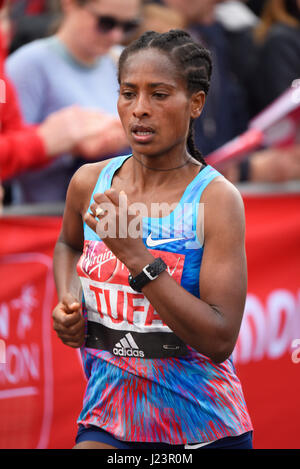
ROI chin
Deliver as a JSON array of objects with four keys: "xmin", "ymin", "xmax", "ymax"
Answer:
[
  {"xmin": 133, "ymin": 147, "xmax": 169, "ymax": 159},
  {"xmin": 90, "ymin": 45, "xmax": 110, "ymax": 58}
]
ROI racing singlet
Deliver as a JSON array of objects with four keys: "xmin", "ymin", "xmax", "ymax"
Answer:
[{"xmin": 76, "ymin": 154, "xmax": 253, "ymax": 444}]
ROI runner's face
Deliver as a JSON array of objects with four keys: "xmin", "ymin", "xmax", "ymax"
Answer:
[{"xmin": 118, "ymin": 49, "xmax": 203, "ymax": 159}]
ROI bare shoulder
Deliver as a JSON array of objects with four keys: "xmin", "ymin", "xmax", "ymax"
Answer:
[
  {"xmin": 66, "ymin": 158, "xmax": 115, "ymax": 215},
  {"xmin": 201, "ymin": 175, "xmax": 245, "ymax": 239},
  {"xmin": 202, "ymin": 175, "xmax": 244, "ymax": 208}
]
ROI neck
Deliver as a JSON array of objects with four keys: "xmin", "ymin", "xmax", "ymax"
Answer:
[
  {"xmin": 129, "ymin": 150, "xmax": 202, "ymax": 189},
  {"xmin": 132, "ymin": 154, "xmax": 193, "ymax": 172},
  {"xmin": 57, "ymin": 28, "xmax": 98, "ymax": 66}
]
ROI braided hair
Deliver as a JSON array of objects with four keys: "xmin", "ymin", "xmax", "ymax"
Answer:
[{"xmin": 118, "ymin": 29, "xmax": 212, "ymax": 165}]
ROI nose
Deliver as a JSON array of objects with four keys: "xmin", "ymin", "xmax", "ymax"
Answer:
[
  {"xmin": 107, "ymin": 26, "xmax": 124, "ymax": 45},
  {"xmin": 133, "ymin": 93, "xmax": 151, "ymax": 118}
]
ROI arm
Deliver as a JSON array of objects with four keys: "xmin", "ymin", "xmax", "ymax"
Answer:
[
  {"xmin": 0, "ymin": 78, "xmax": 110, "ymax": 180},
  {"xmin": 52, "ymin": 164, "xmax": 90, "ymax": 348},
  {"xmin": 0, "ymin": 78, "xmax": 48, "ymax": 180},
  {"xmin": 222, "ymin": 145, "xmax": 300, "ymax": 184},
  {"xmin": 137, "ymin": 180, "xmax": 246, "ymax": 363},
  {"xmin": 52, "ymin": 161, "xmax": 107, "ymax": 348},
  {"xmin": 85, "ymin": 179, "xmax": 247, "ymax": 363}
]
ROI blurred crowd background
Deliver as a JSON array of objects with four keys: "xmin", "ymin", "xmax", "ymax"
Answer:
[{"xmin": 0, "ymin": 0, "xmax": 300, "ymax": 211}]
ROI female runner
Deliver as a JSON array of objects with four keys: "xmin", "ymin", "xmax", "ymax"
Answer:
[{"xmin": 52, "ymin": 29, "xmax": 253, "ymax": 450}]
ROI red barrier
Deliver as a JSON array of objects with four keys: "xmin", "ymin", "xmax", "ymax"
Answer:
[{"xmin": 0, "ymin": 194, "xmax": 299, "ymax": 449}]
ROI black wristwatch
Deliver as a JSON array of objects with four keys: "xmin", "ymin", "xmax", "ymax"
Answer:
[{"xmin": 128, "ymin": 258, "xmax": 167, "ymax": 292}]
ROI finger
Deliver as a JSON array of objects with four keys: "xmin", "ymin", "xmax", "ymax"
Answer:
[
  {"xmin": 84, "ymin": 211, "xmax": 98, "ymax": 233},
  {"xmin": 90, "ymin": 202, "xmax": 108, "ymax": 218},
  {"xmin": 93, "ymin": 191, "xmax": 108, "ymax": 205},
  {"xmin": 91, "ymin": 193, "xmax": 112, "ymax": 217},
  {"xmin": 58, "ymin": 310, "xmax": 83, "ymax": 329},
  {"xmin": 95, "ymin": 206, "xmax": 105, "ymax": 217},
  {"xmin": 61, "ymin": 294, "xmax": 81, "ymax": 314},
  {"xmin": 55, "ymin": 324, "xmax": 85, "ymax": 347},
  {"xmin": 53, "ymin": 314, "xmax": 84, "ymax": 335},
  {"xmin": 56, "ymin": 329, "xmax": 85, "ymax": 345},
  {"xmin": 103, "ymin": 188, "xmax": 121, "ymax": 207},
  {"xmin": 63, "ymin": 338, "xmax": 85, "ymax": 348}
]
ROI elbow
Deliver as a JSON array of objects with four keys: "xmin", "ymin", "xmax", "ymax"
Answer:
[
  {"xmin": 192, "ymin": 340, "xmax": 234, "ymax": 364},
  {"xmin": 202, "ymin": 309, "xmax": 240, "ymax": 364},
  {"xmin": 195, "ymin": 334, "xmax": 236, "ymax": 364},
  {"xmin": 210, "ymin": 334, "xmax": 237, "ymax": 364},
  {"xmin": 209, "ymin": 346, "xmax": 234, "ymax": 364}
]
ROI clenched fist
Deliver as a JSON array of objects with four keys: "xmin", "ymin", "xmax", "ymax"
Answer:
[{"xmin": 52, "ymin": 293, "xmax": 85, "ymax": 348}]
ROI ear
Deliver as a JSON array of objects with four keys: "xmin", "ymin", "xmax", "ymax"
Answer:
[{"xmin": 190, "ymin": 91, "xmax": 205, "ymax": 119}]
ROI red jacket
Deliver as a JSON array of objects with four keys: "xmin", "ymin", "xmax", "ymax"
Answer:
[
  {"xmin": 0, "ymin": 31, "xmax": 47, "ymax": 181},
  {"xmin": 10, "ymin": 0, "xmax": 46, "ymax": 15}
]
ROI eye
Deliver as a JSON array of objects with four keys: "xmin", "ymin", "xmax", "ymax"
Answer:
[
  {"xmin": 121, "ymin": 91, "xmax": 135, "ymax": 100},
  {"xmin": 153, "ymin": 92, "xmax": 168, "ymax": 100}
]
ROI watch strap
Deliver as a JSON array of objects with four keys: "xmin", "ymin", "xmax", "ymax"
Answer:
[{"xmin": 128, "ymin": 257, "xmax": 167, "ymax": 292}]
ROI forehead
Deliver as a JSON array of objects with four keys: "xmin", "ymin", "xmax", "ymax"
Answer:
[
  {"xmin": 89, "ymin": 0, "xmax": 140, "ymax": 17},
  {"xmin": 120, "ymin": 48, "xmax": 184, "ymax": 87},
  {"xmin": 164, "ymin": 0, "xmax": 217, "ymax": 17}
]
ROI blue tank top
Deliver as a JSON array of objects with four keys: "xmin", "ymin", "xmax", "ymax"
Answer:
[{"xmin": 76, "ymin": 154, "xmax": 253, "ymax": 444}]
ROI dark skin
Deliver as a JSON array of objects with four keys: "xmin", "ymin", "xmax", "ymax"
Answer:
[{"xmin": 52, "ymin": 49, "xmax": 247, "ymax": 449}]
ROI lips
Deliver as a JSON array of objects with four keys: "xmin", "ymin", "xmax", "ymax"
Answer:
[
  {"xmin": 131, "ymin": 124, "xmax": 155, "ymax": 134},
  {"xmin": 130, "ymin": 124, "xmax": 155, "ymax": 143}
]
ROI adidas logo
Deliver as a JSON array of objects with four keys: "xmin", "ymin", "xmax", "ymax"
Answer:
[{"xmin": 113, "ymin": 333, "xmax": 145, "ymax": 358}]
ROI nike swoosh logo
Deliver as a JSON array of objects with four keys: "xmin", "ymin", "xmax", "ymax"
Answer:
[{"xmin": 146, "ymin": 233, "xmax": 184, "ymax": 247}]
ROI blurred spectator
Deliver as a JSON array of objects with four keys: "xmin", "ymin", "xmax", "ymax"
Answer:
[
  {"xmin": 209, "ymin": 1, "xmax": 300, "ymax": 185},
  {"xmin": 215, "ymin": 0, "xmax": 259, "ymax": 31},
  {"xmin": 6, "ymin": 0, "xmax": 140, "ymax": 204},
  {"xmin": 249, "ymin": 0, "xmax": 300, "ymax": 115},
  {"xmin": 214, "ymin": 1, "xmax": 259, "ymax": 119},
  {"xmin": 0, "ymin": 0, "xmax": 111, "ymax": 210},
  {"xmin": 9, "ymin": 0, "xmax": 60, "ymax": 53},
  {"xmin": 162, "ymin": 0, "xmax": 249, "ymax": 156},
  {"xmin": 161, "ymin": 1, "xmax": 300, "ymax": 185},
  {"xmin": 222, "ymin": 144, "xmax": 300, "ymax": 184},
  {"xmin": 246, "ymin": 0, "xmax": 269, "ymax": 16},
  {"xmin": 132, "ymin": 1, "xmax": 185, "ymax": 39}
]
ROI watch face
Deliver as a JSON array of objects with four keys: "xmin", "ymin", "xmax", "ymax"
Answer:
[{"xmin": 128, "ymin": 274, "xmax": 142, "ymax": 292}]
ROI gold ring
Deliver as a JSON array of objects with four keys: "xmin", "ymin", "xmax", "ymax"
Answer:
[{"xmin": 96, "ymin": 207, "xmax": 104, "ymax": 217}]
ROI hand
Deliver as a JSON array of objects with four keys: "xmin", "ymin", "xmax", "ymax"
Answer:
[
  {"xmin": 52, "ymin": 293, "xmax": 85, "ymax": 348},
  {"xmin": 250, "ymin": 145, "xmax": 300, "ymax": 183},
  {"xmin": 37, "ymin": 106, "xmax": 110, "ymax": 157},
  {"xmin": 75, "ymin": 115, "xmax": 129, "ymax": 159},
  {"xmin": 84, "ymin": 188, "xmax": 151, "ymax": 268}
]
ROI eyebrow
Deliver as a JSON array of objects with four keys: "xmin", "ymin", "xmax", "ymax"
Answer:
[{"xmin": 120, "ymin": 82, "xmax": 176, "ymax": 89}]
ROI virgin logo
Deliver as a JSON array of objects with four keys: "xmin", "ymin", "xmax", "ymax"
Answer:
[
  {"xmin": 81, "ymin": 242, "xmax": 118, "ymax": 282},
  {"xmin": 234, "ymin": 289, "xmax": 300, "ymax": 364}
]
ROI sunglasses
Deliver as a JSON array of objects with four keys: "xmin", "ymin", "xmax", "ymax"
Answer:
[{"xmin": 88, "ymin": 10, "xmax": 140, "ymax": 35}]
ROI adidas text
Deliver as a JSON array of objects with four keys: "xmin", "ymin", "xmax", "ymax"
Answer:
[{"xmin": 113, "ymin": 347, "xmax": 144, "ymax": 358}]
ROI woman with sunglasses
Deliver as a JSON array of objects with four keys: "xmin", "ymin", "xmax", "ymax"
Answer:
[
  {"xmin": 52, "ymin": 29, "xmax": 253, "ymax": 450},
  {"xmin": 5, "ymin": 0, "xmax": 141, "ymax": 204}
]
